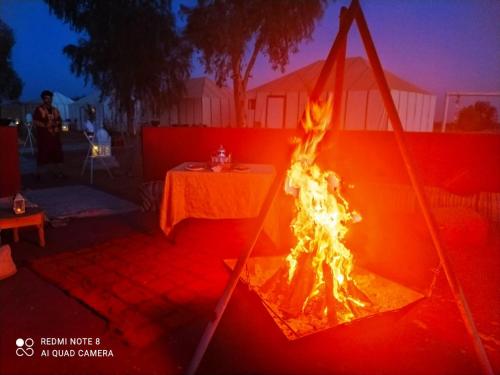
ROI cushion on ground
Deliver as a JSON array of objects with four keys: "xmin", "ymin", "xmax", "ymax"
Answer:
[
  {"xmin": 0, "ymin": 245, "xmax": 17, "ymax": 280},
  {"xmin": 434, "ymin": 207, "xmax": 489, "ymax": 248},
  {"xmin": 139, "ymin": 180, "xmax": 163, "ymax": 212}
]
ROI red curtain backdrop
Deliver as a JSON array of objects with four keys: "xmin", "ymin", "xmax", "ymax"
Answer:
[{"xmin": 142, "ymin": 127, "xmax": 500, "ymax": 195}]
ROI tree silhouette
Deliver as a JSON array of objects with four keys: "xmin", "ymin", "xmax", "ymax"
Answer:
[
  {"xmin": 182, "ymin": 0, "xmax": 330, "ymax": 127},
  {"xmin": 45, "ymin": 0, "xmax": 191, "ymax": 133},
  {"xmin": 453, "ymin": 101, "xmax": 499, "ymax": 132},
  {"xmin": 0, "ymin": 18, "xmax": 23, "ymax": 111}
]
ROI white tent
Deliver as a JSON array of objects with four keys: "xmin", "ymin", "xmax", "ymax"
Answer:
[
  {"xmin": 51, "ymin": 92, "xmax": 74, "ymax": 121},
  {"xmin": 246, "ymin": 57, "xmax": 436, "ymax": 132},
  {"xmin": 160, "ymin": 77, "xmax": 235, "ymax": 127},
  {"xmin": 69, "ymin": 92, "xmax": 115, "ymax": 130}
]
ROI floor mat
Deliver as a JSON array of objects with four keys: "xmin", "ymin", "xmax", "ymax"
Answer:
[
  {"xmin": 19, "ymin": 155, "xmax": 37, "ymax": 174},
  {"xmin": 24, "ymin": 185, "xmax": 138, "ymax": 220},
  {"xmin": 30, "ymin": 232, "xmax": 229, "ymax": 347}
]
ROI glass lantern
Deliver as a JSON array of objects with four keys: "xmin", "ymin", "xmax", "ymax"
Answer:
[
  {"xmin": 211, "ymin": 145, "xmax": 231, "ymax": 167},
  {"xmin": 13, "ymin": 193, "xmax": 26, "ymax": 215},
  {"xmin": 92, "ymin": 144, "xmax": 111, "ymax": 157}
]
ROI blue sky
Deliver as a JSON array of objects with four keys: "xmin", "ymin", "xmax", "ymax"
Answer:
[{"xmin": 1, "ymin": 0, "xmax": 500, "ymax": 118}]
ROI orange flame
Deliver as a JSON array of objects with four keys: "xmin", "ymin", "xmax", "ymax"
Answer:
[{"xmin": 285, "ymin": 96, "xmax": 364, "ymax": 322}]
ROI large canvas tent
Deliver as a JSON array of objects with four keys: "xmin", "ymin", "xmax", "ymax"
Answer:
[
  {"xmin": 159, "ymin": 77, "xmax": 235, "ymax": 127},
  {"xmin": 51, "ymin": 91, "xmax": 74, "ymax": 121},
  {"xmin": 69, "ymin": 92, "xmax": 115, "ymax": 130},
  {"xmin": 246, "ymin": 57, "xmax": 436, "ymax": 132},
  {"xmin": 1, "ymin": 92, "xmax": 74, "ymax": 123},
  {"xmin": 0, "ymin": 100, "xmax": 38, "ymax": 121}
]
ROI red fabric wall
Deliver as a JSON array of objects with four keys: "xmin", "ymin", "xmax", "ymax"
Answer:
[
  {"xmin": 142, "ymin": 127, "xmax": 500, "ymax": 194},
  {"xmin": 0, "ymin": 127, "xmax": 21, "ymax": 197},
  {"xmin": 142, "ymin": 127, "xmax": 298, "ymax": 180}
]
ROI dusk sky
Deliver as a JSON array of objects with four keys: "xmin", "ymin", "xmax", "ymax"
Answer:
[{"xmin": 1, "ymin": 0, "xmax": 500, "ymax": 119}]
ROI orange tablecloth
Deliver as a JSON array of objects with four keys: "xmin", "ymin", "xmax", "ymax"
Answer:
[{"xmin": 159, "ymin": 162, "xmax": 279, "ymax": 243}]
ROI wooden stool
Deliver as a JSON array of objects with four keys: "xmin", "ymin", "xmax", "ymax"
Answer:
[{"xmin": 0, "ymin": 207, "xmax": 45, "ymax": 247}]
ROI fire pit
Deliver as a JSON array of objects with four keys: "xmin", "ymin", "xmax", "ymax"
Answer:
[{"xmin": 226, "ymin": 256, "xmax": 424, "ymax": 339}]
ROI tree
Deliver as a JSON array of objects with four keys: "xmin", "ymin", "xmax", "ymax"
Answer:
[
  {"xmin": 182, "ymin": 0, "xmax": 330, "ymax": 128},
  {"xmin": 45, "ymin": 0, "xmax": 191, "ymax": 133},
  {"xmin": 0, "ymin": 19, "xmax": 23, "ymax": 110},
  {"xmin": 454, "ymin": 101, "xmax": 499, "ymax": 132}
]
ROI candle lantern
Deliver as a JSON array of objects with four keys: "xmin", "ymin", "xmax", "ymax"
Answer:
[
  {"xmin": 13, "ymin": 193, "xmax": 26, "ymax": 215},
  {"xmin": 210, "ymin": 145, "xmax": 232, "ymax": 169},
  {"xmin": 92, "ymin": 144, "xmax": 111, "ymax": 157}
]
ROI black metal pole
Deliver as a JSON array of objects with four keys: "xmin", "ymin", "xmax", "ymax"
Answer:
[
  {"xmin": 332, "ymin": 6, "xmax": 348, "ymax": 131},
  {"xmin": 301, "ymin": 1, "xmax": 356, "ymax": 150},
  {"xmin": 309, "ymin": 1, "xmax": 357, "ymax": 103}
]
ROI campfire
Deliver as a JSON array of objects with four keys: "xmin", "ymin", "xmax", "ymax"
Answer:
[
  {"xmin": 226, "ymin": 97, "xmax": 424, "ymax": 339},
  {"xmin": 264, "ymin": 96, "xmax": 370, "ymax": 324}
]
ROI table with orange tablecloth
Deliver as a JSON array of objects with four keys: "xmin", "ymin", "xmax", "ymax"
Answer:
[{"xmin": 159, "ymin": 162, "xmax": 280, "ymax": 244}]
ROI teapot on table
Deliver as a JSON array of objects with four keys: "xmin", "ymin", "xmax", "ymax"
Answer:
[{"xmin": 211, "ymin": 144, "xmax": 232, "ymax": 169}]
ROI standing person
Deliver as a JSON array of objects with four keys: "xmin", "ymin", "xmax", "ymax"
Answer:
[{"xmin": 33, "ymin": 90, "xmax": 65, "ymax": 180}]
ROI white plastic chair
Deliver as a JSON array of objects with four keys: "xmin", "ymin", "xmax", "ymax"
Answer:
[
  {"xmin": 23, "ymin": 123, "xmax": 35, "ymax": 155},
  {"xmin": 81, "ymin": 132, "xmax": 113, "ymax": 184}
]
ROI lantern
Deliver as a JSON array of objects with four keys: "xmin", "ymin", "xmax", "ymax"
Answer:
[
  {"xmin": 210, "ymin": 145, "xmax": 231, "ymax": 170},
  {"xmin": 13, "ymin": 193, "xmax": 26, "ymax": 215},
  {"xmin": 92, "ymin": 144, "xmax": 111, "ymax": 157}
]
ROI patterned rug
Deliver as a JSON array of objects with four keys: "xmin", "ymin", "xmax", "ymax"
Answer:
[
  {"xmin": 30, "ymin": 231, "xmax": 232, "ymax": 347},
  {"xmin": 24, "ymin": 185, "xmax": 138, "ymax": 220}
]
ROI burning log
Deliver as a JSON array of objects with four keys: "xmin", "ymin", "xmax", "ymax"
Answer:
[{"xmin": 261, "ymin": 252, "xmax": 316, "ymax": 318}]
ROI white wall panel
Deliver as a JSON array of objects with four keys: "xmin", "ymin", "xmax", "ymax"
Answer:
[
  {"xmin": 421, "ymin": 95, "xmax": 431, "ymax": 132},
  {"xmin": 211, "ymin": 98, "xmax": 221, "ymax": 126},
  {"xmin": 265, "ymin": 96, "xmax": 286, "ymax": 128},
  {"xmin": 366, "ymin": 90, "xmax": 387, "ymax": 130},
  {"xmin": 427, "ymin": 96, "xmax": 437, "ymax": 132},
  {"xmin": 397, "ymin": 91, "xmax": 408, "ymax": 130},
  {"xmin": 344, "ymin": 91, "xmax": 367, "ymax": 130},
  {"xmin": 285, "ymin": 92, "xmax": 299, "ymax": 129},
  {"xmin": 406, "ymin": 92, "xmax": 417, "ymax": 131},
  {"xmin": 414, "ymin": 93, "xmax": 424, "ymax": 131},
  {"xmin": 387, "ymin": 90, "xmax": 400, "ymax": 131}
]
